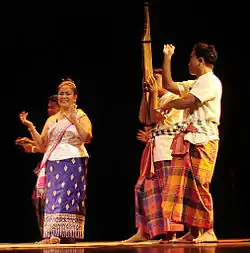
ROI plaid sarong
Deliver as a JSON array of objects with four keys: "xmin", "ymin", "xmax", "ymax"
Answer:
[
  {"xmin": 135, "ymin": 159, "xmax": 184, "ymax": 238},
  {"xmin": 162, "ymin": 140, "xmax": 219, "ymax": 229},
  {"xmin": 139, "ymin": 140, "xmax": 155, "ymax": 179}
]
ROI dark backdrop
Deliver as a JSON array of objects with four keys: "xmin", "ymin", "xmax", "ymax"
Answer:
[{"xmin": 1, "ymin": 1, "xmax": 249, "ymax": 243}]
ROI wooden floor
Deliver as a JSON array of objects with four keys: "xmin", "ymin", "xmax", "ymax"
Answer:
[{"xmin": 1, "ymin": 239, "xmax": 250, "ymax": 253}]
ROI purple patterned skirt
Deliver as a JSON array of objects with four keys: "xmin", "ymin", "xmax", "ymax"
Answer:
[{"xmin": 43, "ymin": 157, "xmax": 88, "ymax": 239}]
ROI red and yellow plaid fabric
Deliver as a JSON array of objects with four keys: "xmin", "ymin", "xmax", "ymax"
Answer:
[
  {"xmin": 135, "ymin": 159, "xmax": 184, "ymax": 239},
  {"xmin": 162, "ymin": 140, "xmax": 219, "ymax": 228},
  {"xmin": 139, "ymin": 140, "xmax": 155, "ymax": 178}
]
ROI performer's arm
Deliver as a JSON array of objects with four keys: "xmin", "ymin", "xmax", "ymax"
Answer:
[
  {"xmin": 19, "ymin": 143, "xmax": 45, "ymax": 153},
  {"xmin": 28, "ymin": 122, "xmax": 49, "ymax": 150},
  {"xmin": 147, "ymin": 76, "xmax": 159, "ymax": 123},
  {"xmin": 19, "ymin": 111, "xmax": 48, "ymax": 150},
  {"xmin": 62, "ymin": 108, "xmax": 92, "ymax": 144},
  {"xmin": 162, "ymin": 44, "xmax": 181, "ymax": 95},
  {"xmin": 160, "ymin": 93, "xmax": 199, "ymax": 113},
  {"xmin": 73, "ymin": 114, "xmax": 93, "ymax": 144},
  {"xmin": 139, "ymin": 90, "xmax": 152, "ymax": 125}
]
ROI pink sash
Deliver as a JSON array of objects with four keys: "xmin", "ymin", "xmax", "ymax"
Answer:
[
  {"xmin": 170, "ymin": 124, "xmax": 198, "ymax": 156},
  {"xmin": 35, "ymin": 121, "xmax": 72, "ymax": 195},
  {"xmin": 35, "ymin": 115, "xmax": 83, "ymax": 195}
]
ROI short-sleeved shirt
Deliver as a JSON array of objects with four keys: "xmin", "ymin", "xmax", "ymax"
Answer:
[{"xmin": 177, "ymin": 72, "xmax": 222, "ymax": 144}]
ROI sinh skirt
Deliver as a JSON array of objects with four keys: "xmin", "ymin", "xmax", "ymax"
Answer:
[{"xmin": 43, "ymin": 157, "xmax": 88, "ymax": 239}]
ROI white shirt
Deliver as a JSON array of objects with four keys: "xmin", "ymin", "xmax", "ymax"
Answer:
[
  {"xmin": 177, "ymin": 72, "xmax": 222, "ymax": 144},
  {"xmin": 47, "ymin": 118, "xmax": 89, "ymax": 161},
  {"xmin": 153, "ymin": 92, "xmax": 183, "ymax": 161}
]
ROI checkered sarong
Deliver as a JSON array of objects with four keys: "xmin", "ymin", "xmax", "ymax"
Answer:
[
  {"xmin": 162, "ymin": 140, "xmax": 219, "ymax": 229},
  {"xmin": 135, "ymin": 160, "xmax": 184, "ymax": 238}
]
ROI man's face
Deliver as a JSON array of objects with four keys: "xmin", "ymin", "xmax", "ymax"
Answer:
[
  {"xmin": 47, "ymin": 101, "xmax": 59, "ymax": 116},
  {"xmin": 153, "ymin": 73, "xmax": 162, "ymax": 89},
  {"xmin": 188, "ymin": 50, "xmax": 200, "ymax": 76}
]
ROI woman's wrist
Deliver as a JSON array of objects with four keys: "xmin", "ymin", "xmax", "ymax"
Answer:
[{"xmin": 73, "ymin": 120, "xmax": 80, "ymax": 126}]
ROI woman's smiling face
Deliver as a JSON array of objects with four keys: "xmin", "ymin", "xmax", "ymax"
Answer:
[{"xmin": 58, "ymin": 85, "xmax": 77, "ymax": 109}]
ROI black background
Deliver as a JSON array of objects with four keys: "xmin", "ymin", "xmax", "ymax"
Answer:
[{"xmin": 1, "ymin": 0, "xmax": 249, "ymax": 243}]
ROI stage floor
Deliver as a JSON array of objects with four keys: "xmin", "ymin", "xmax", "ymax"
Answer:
[{"xmin": 1, "ymin": 239, "xmax": 250, "ymax": 253}]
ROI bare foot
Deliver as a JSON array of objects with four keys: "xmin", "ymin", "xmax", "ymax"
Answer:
[
  {"xmin": 36, "ymin": 238, "xmax": 50, "ymax": 244},
  {"xmin": 49, "ymin": 236, "xmax": 61, "ymax": 244},
  {"xmin": 122, "ymin": 232, "xmax": 149, "ymax": 243},
  {"xmin": 158, "ymin": 233, "xmax": 177, "ymax": 244},
  {"xmin": 193, "ymin": 229, "xmax": 217, "ymax": 243},
  {"xmin": 170, "ymin": 231, "xmax": 196, "ymax": 242}
]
